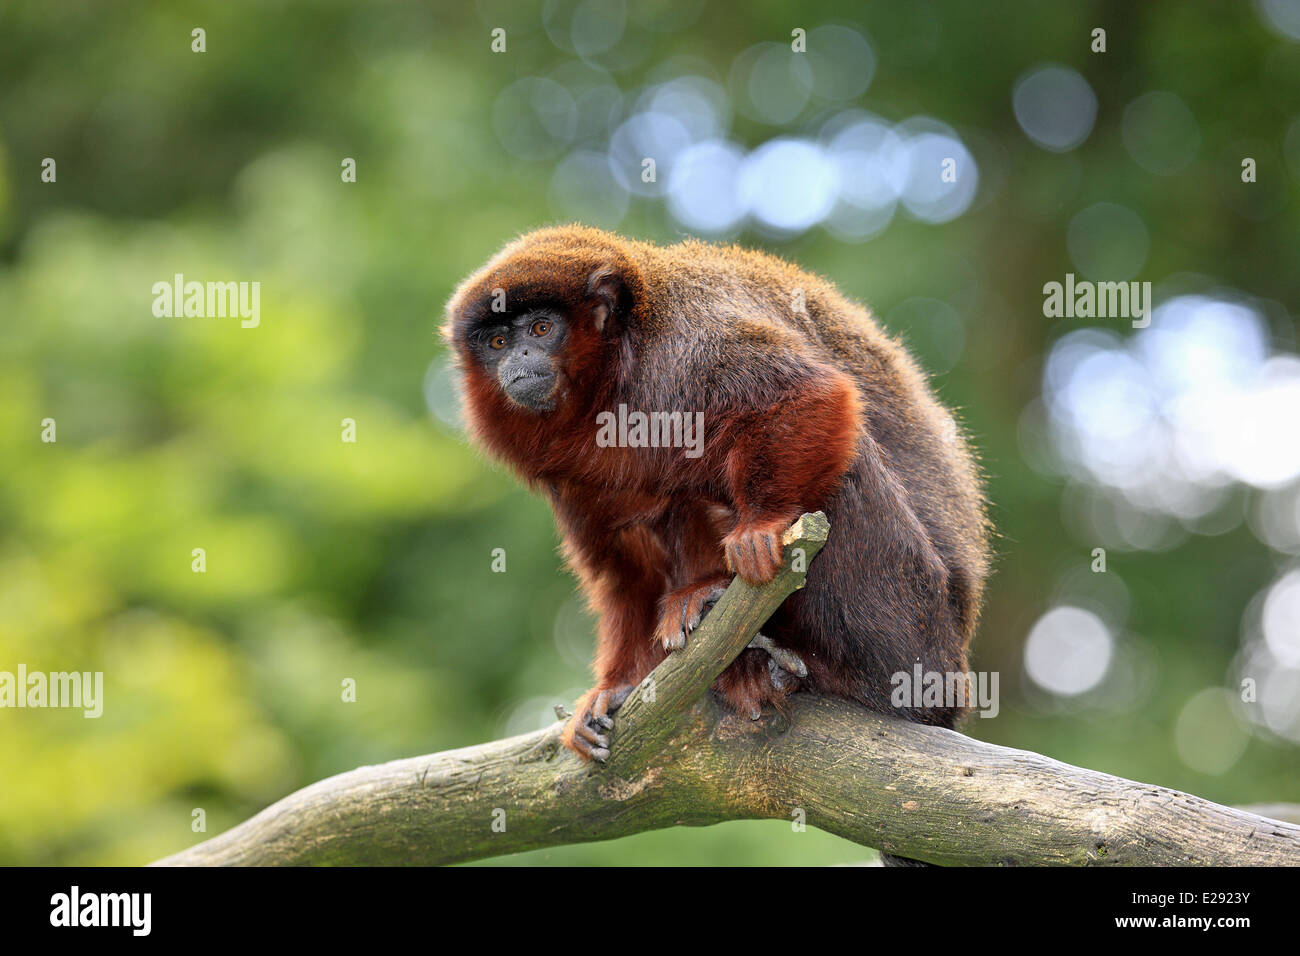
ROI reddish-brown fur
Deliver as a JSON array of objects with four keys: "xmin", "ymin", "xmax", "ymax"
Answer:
[{"xmin": 444, "ymin": 225, "xmax": 991, "ymax": 758}]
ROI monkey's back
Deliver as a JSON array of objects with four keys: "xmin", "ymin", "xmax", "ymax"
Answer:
[
  {"xmin": 641, "ymin": 238, "xmax": 990, "ymax": 598},
  {"xmin": 638, "ymin": 238, "xmax": 992, "ymax": 716}
]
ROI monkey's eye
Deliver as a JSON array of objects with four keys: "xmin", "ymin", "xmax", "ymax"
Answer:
[
  {"xmin": 489, "ymin": 334, "xmax": 507, "ymax": 350},
  {"xmin": 530, "ymin": 319, "xmax": 551, "ymax": 337}
]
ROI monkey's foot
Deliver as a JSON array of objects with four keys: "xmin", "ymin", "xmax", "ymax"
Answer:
[
  {"xmin": 653, "ymin": 577, "xmax": 731, "ymax": 652},
  {"xmin": 748, "ymin": 633, "xmax": 808, "ymax": 691},
  {"xmin": 715, "ymin": 637, "xmax": 805, "ymax": 719},
  {"xmin": 561, "ymin": 684, "xmax": 634, "ymax": 763},
  {"xmin": 722, "ymin": 516, "xmax": 793, "ymax": 585}
]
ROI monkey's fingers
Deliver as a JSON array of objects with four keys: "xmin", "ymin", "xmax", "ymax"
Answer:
[
  {"xmin": 561, "ymin": 690, "xmax": 609, "ymax": 762},
  {"xmin": 561, "ymin": 718, "xmax": 609, "ymax": 763},
  {"xmin": 561, "ymin": 684, "xmax": 635, "ymax": 763},
  {"xmin": 590, "ymin": 684, "xmax": 633, "ymax": 728},
  {"xmin": 575, "ymin": 720, "xmax": 609, "ymax": 750},
  {"xmin": 746, "ymin": 632, "xmax": 807, "ymax": 692},
  {"xmin": 698, "ymin": 586, "xmax": 728, "ymax": 616},
  {"xmin": 722, "ymin": 525, "xmax": 785, "ymax": 584},
  {"xmin": 748, "ymin": 633, "xmax": 808, "ymax": 678},
  {"xmin": 652, "ymin": 598, "xmax": 690, "ymax": 651},
  {"xmin": 567, "ymin": 710, "xmax": 609, "ymax": 759},
  {"xmin": 653, "ymin": 581, "xmax": 728, "ymax": 652}
]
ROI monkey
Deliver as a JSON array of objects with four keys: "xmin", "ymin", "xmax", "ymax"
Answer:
[{"xmin": 443, "ymin": 224, "xmax": 991, "ymax": 765}]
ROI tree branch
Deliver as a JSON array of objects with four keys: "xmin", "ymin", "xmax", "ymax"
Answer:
[{"xmin": 155, "ymin": 513, "xmax": 1300, "ymax": 866}]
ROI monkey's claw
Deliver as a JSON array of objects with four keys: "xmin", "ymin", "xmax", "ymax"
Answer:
[
  {"xmin": 654, "ymin": 580, "xmax": 729, "ymax": 652},
  {"xmin": 562, "ymin": 684, "xmax": 634, "ymax": 762},
  {"xmin": 748, "ymin": 632, "xmax": 807, "ymax": 689},
  {"xmin": 722, "ymin": 520, "xmax": 788, "ymax": 584}
]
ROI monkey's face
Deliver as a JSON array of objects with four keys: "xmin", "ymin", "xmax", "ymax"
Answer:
[{"xmin": 470, "ymin": 309, "xmax": 568, "ymax": 412}]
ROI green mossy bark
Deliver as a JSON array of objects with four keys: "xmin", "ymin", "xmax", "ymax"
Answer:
[{"xmin": 156, "ymin": 513, "xmax": 1300, "ymax": 867}]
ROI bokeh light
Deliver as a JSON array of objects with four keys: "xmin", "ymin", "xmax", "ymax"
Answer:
[
  {"xmin": 895, "ymin": 118, "xmax": 979, "ymax": 223},
  {"xmin": 1256, "ymin": 0, "xmax": 1300, "ymax": 40},
  {"xmin": 739, "ymin": 139, "xmax": 840, "ymax": 233},
  {"xmin": 493, "ymin": 77, "xmax": 578, "ymax": 161},
  {"xmin": 733, "ymin": 42, "xmax": 815, "ymax": 125},
  {"xmin": 543, "ymin": 0, "xmax": 629, "ymax": 59},
  {"xmin": 1174, "ymin": 688, "xmax": 1250, "ymax": 775},
  {"xmin": 1067, "ymin": 202, "xmax": 1150, "ymax": 281},
  {"xmin": 1024, "ymin": 606, "xmax": 1114, "ymax": 697},
  {"xmin": 1236, "ymin": 568, "xmax": 1300, "ymax": 744},
  {"xmin": 806, "ymin": 24, "xmax": 876, "ymax": 101},
  {"xmin": 1122, "ymin": 91, "xmax": 1201, "ymax": 175},
  {"xmin": 1039, "ymin": 294, "xmax": 1300, "ymax": 538},
  {"xmin": 607, "ymin": 111, "xmax": 692, "ymax": 196},
  {"xmin": 494, "ymin": 23, "xmax": 980, "ymax": 240},
  {"xmin": 1013, "ymin": 65, "xmax": 1098, "ymax": 153},
  {"xmin": 1262, "ymin": 569, "xmax": 1300, "ymax": 668},
  {"xmin": 666, "ymin": 139, "xmax": 747, "ymax": 232},
  {"xmin": 549, "ymin": 149, "xmax": 628, "ymax": 228}
]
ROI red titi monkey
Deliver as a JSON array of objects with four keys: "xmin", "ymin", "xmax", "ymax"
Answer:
[{"xmin": 445, "ymin": 225, "xmax": 990, "ymax": 762}]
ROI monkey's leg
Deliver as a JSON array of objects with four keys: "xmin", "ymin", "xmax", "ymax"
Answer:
[
  {"xmin": 656, "ymin": 580, "xmax": 807, "ymax": 694},
  {"xmin": 647, "ymin": 564, "xmax": 810, "ymax": 736},
  {"xmin": 554, "ymin": 520, "xmax": 668, "ymax": 761},
  {"xmin": 713, "ymin": 646, "xmax": 808, "ymax": 720}
]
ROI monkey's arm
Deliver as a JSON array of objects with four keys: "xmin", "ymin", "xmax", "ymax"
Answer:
[
  {"xmin": 550, "ymin": 489, "xmax": 669, "ymax": 759},
  {"xmin": 714, "ymin": 371, "xmax": 963, "ymax": 711},
  {"xmin": 724, "ymin": 381, "xmax": 952, "ymax": 608},
  {"xmin": 717, "ymin": 369, "xmax": 863, "ymax": 583}
]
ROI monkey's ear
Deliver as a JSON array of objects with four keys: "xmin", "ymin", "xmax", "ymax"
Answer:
[{"xmin": 586, "ymin": 266, "xmax": 629, "ymax": 333}]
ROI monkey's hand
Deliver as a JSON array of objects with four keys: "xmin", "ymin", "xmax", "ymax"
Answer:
[
  {"xmin": 561, "ymin": 684, "xmax": 634, "ymax": 763},
  {"xmin": 653, "ymin": 576, "xmax": 732, "ymax": 652},
  {"xmin": 722, "ymin": 516, "xmax": 793, "ymax": 584}
]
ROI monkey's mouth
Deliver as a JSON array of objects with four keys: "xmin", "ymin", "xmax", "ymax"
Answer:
[
  {"xmin": 502, "ymin": 370, "xmax": 558, "ymax": 411},
  {"xmin": 506, "ymin": 370, "xmax": 546, "ymax": 386}
]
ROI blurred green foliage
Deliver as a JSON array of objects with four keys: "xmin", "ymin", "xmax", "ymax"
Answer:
[{"xmin": 0, "ymin": 0, "xmax": 1297, "ymax": 865}]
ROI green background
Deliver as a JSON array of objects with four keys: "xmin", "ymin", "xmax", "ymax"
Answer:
[{"xmin": 1, "ymin": 0, "xmax": 1297, "ymax": 865}]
